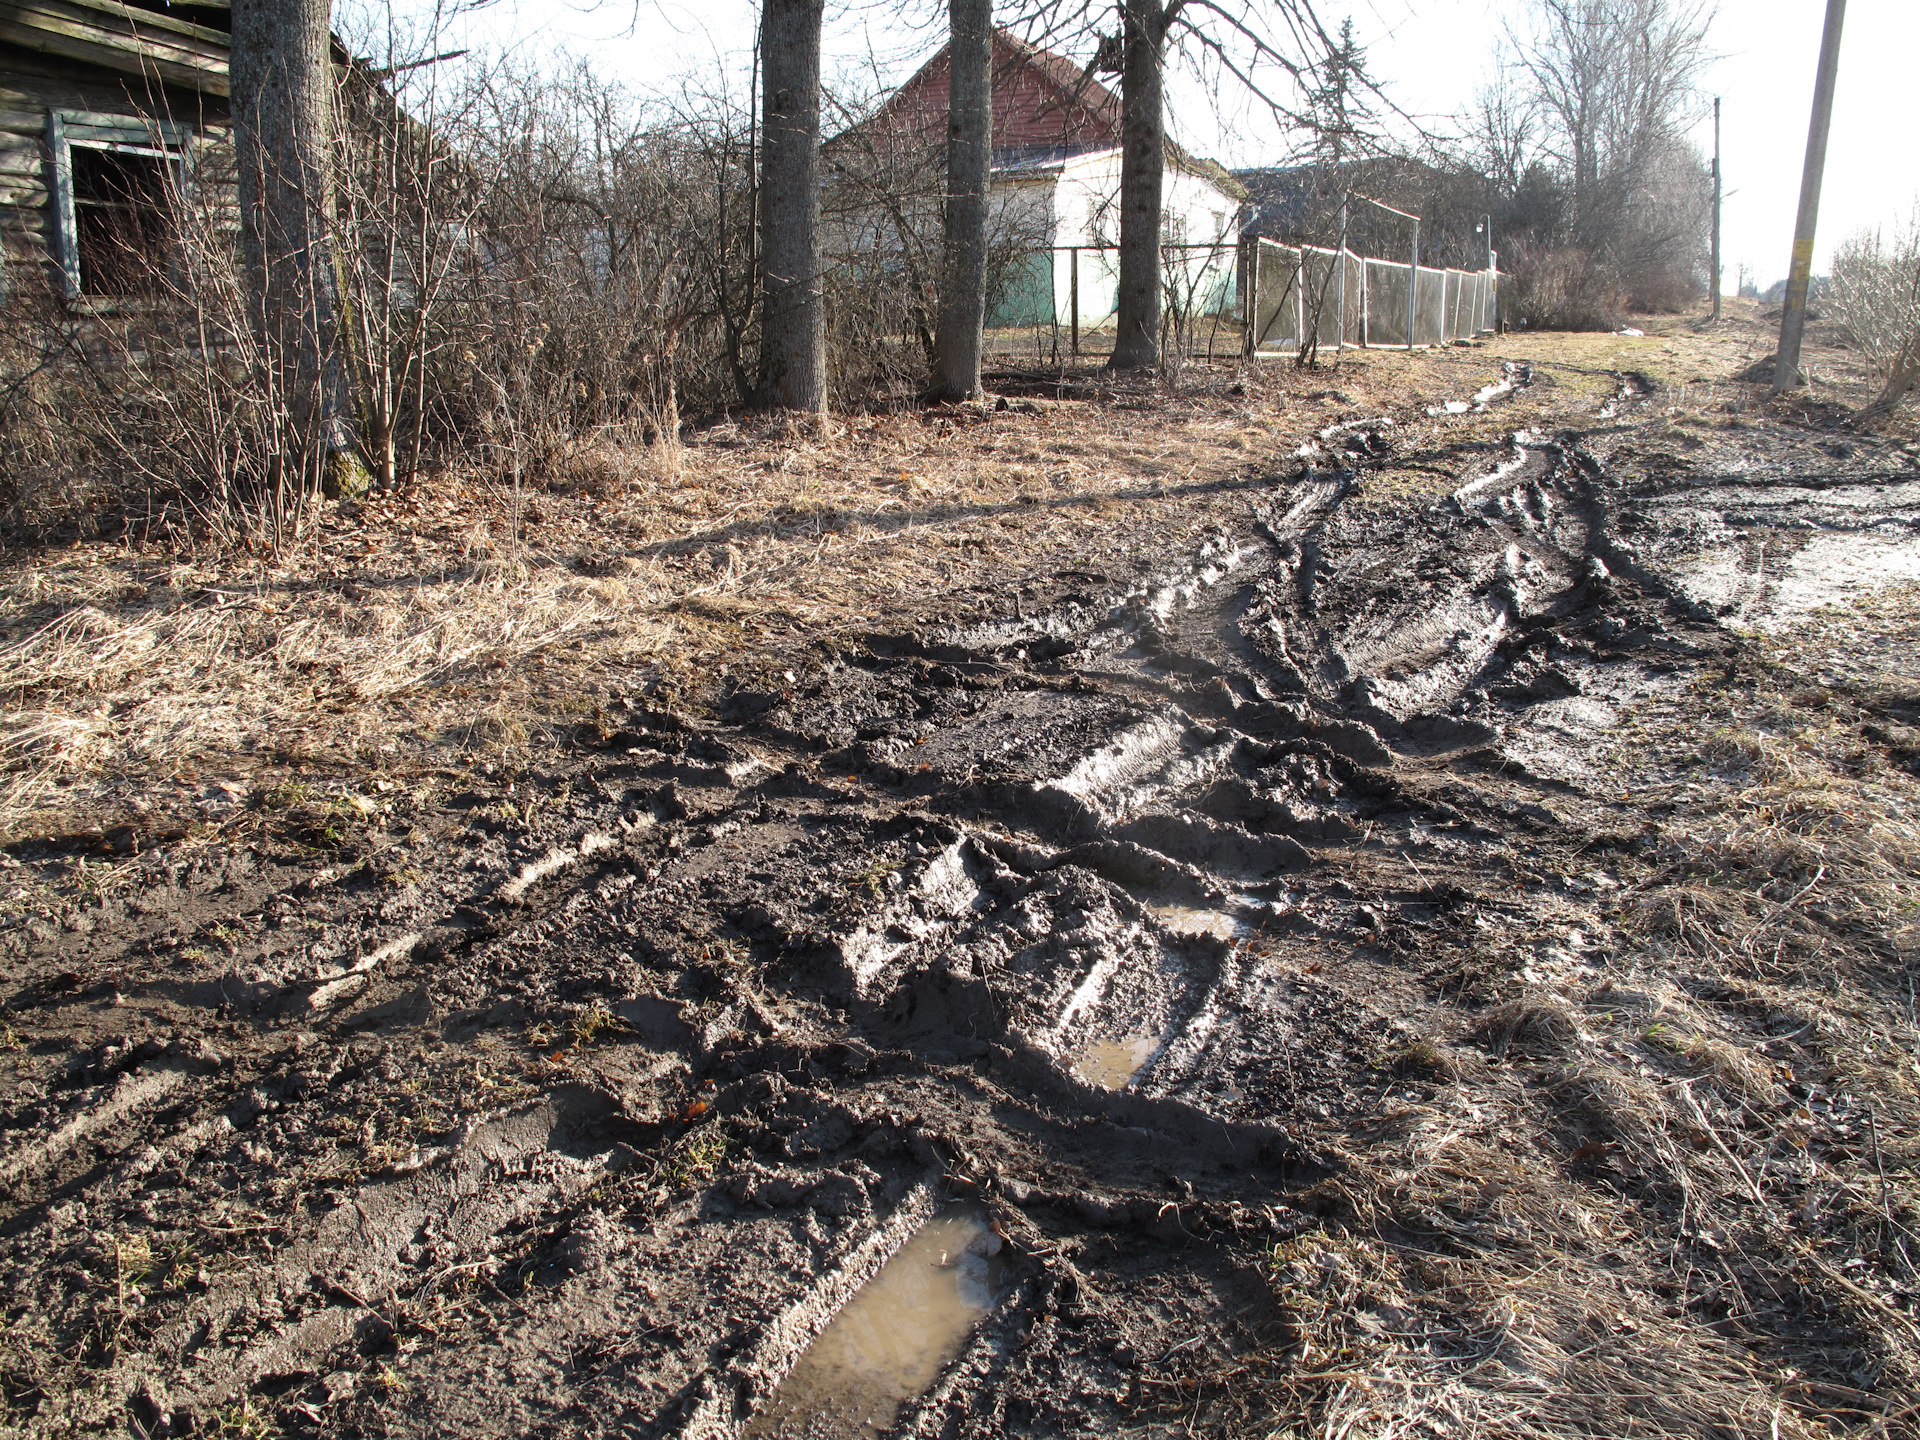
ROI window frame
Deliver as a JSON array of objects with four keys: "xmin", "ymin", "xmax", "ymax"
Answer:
[{"xmin": 47, "ymin": 109, "xmax": 195, "ymax": 302}]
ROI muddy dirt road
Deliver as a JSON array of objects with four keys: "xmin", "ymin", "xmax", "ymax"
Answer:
[{"xmin": 5, "ymin": 358, "xmax": 1920, "ymax": 1439}]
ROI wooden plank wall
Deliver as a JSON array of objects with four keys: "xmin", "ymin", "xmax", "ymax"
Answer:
[
  {"xmin": 0, "ymin": 45, "xmax": 228, "ymax": 291},
  {"xmin": 0, "ymin": 0, "xmax": 228, "ymax": 96}
]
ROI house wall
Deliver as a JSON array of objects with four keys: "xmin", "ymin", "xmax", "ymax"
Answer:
[
  {"xmin": 1028, "ymin": 150, "xmax": 1239, "ymax": 329},
  {"xmin": 0, "ymin": 45, "xmax": 226, "ymax": 294},
  {"xmin": 984, "ymin": 173, "xmax": 1058, "ymax": 326}
]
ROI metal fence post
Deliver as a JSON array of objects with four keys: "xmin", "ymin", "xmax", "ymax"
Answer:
[
  {"xmin": 1297, "ymin": 251, "xmax": 1313, "ymax": 351},
  {"xmin": 1407, "ymin": 220, "xmax": 1418, "ymax": 351},
  {"xmin": 1336, "ymin": 194, "xmax": 1348, "ymax": 352},
  {"xmin": 1245, "ymin": 248, "xmax": 1256, "ymax": 348},
  {"xmin": 1070, "ymin": 247, "xmax": 1080, "ymax": 359}
]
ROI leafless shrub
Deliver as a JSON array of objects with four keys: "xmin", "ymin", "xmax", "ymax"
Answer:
[
  {"xmin": 0, "ymin": 137, "xmax": 327, "ymax": 550},
  {"xmin": 416, "ymin": 58, "xmax": 759, "ymax": 479},
  {"xmin": 0, "ymin": 39, "xmax": 767, "ymax": 546},
  {"xmin": 0, "ymin": 306, "xmax": 105, "ymax": 535},
  {"xmin": 1506, "ymin": 237, "xmax": 1623, "ymax": 331},
  {"xmin": 1828, "ymin": 208, "xmax": 1920, "ymax": 423}
]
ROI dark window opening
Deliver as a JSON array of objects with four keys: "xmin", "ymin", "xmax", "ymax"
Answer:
[{"xmin": 72, "ymin": 147, "xmax": 176, "ymax": 297}]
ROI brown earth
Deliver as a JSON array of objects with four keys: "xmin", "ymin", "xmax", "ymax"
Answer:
[{"xmin": 2, "ymin": 297, "xmax": 1919, "ymax": 1439}]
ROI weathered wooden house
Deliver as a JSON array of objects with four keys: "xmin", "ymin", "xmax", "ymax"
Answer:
[{"xmin": 0, "ymin": 0, "xmax": 234, "ymax": 300}]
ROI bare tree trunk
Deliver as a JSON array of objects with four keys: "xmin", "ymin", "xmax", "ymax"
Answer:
[
  {"xmin": 1111, "ymin": 0, "xmax": 1168, "ymax": 371},
  {"xmin": 757, "ymin": 0, "xmax": 827, "ymax": 415},
  {"xmin": 931, "ymin": 0, "xmax": 992, "ymax": 401},
  {"xmin": 230, "ymin": 0, "xmax": 357, "ymax": 497}
]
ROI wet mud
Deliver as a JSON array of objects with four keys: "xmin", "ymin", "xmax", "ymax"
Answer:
[{"xmin": 4, "ymin": 376, "xmax": 1920, "ymax": 1437}]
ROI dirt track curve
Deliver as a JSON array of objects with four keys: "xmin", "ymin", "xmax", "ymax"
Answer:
[{"xmin": 6, "ymin": 362, "xmax": 1920, "ymax": 1439}]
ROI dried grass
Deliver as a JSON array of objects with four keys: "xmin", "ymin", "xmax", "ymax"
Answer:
[
  {"xmin": 0, "ymin": 556, "xmax": 673, "ymax": 833},
  {"xmin": 1470, "ymin": 993, "xmax": 1587, "ymax": 1058},
  {"xmin": 1183, "ymin": 1101, "xmax": 1842, "ymax": 1440},
  {"xmin": 0, "ymin": 374, "xmax": 1407, "ymax": 838}
]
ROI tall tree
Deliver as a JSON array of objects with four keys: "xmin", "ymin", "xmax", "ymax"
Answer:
[
  {"xmin": 931, "ymin": 0, "xmax": 993, "ymax": 401},
  {"xmin": 1309, "ymin": 17, "xmax": 1365, "ymax": 166},
  {"xmin": 1100, "ymin": 0, "xmax": 1345, "ymax": 370},
  {"xmin": 229, "ymin": 0, "xmax": 356, "ymax": 494},
  {"xmin": 1475, "ymin": 0, "xmax": 1712, "ymax": 315},
  {"xmin": 1109, "ymin": 0, "xmax": 1171, "ymax": 370},
  {"xmin": 758, "ymin": 0, "xmax": 828, "ymax": 414},
  {"xmin": 1508, "ymin": 0, "xmax": 1710, "ymax": 252}
]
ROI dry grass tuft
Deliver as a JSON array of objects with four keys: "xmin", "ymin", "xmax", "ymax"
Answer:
[
  {"xmin": 1470, "ymin": 993, "xmax": 1586, "ymax": 1058},
  {"xmin": 1546, "ymin": 1059, "xmax": 1690, "ymax": 1196},
  {"xmin": 0, "ymin": 562, "xmax": 666, "ymax": 833}
]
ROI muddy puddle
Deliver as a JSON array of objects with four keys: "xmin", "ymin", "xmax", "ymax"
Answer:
[
  {"xmin": 1149, "ymin": 905, "xmax": 1241, "ymax": 941},
  {"xmin": 1073, "ymin": 1035, "xmax": 1159, "ymax": 1089},
  {"xmin": 746, "ymin": 1210, "xmax": 1005, "ymax": 1438}
]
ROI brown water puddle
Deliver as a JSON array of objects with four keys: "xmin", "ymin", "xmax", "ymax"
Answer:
[
  {"xmin": 1074, "ymin": 1036, "xmax": 1157, "ymax": 1090},
  {"xmin": 1150, "ymin": 904, "xmax": 1240, "ymax": 940},
  {"xmin": 746, "ymin": 1210, "xmax": 1004, "ymax": 1437}
]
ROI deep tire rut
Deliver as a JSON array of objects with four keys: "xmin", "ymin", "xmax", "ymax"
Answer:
[{"xmin": 7, "ymin": 382, "xmax": 1920, "ymax": 1438}]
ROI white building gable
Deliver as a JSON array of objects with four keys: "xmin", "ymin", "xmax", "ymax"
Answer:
[{"xmin": 988, "ymin": 149, "xmax": 1241, "ymax": 328}]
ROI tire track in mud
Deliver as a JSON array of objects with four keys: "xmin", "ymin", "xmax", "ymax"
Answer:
[
  {"xmin": 7, "ymin": 379, "xmax": 1920, "ymax": 1437},
  {"xmin": 0, "ymin": 397, "xmax": 1696, "ymax": 1433}
]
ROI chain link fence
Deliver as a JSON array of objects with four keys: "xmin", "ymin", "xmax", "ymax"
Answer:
[
  {"xmin": 1247, "ymin": 238, "xmax": 1498, "ymax": 351},
  {"xmin": 980, "ymin": 237, "xmax": 1501, "ymax": 367}
]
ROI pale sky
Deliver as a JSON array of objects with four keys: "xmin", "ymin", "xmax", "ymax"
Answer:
[{"xmin": 389, "ymin": 0, "xmax": 1920, "ymax": 293}]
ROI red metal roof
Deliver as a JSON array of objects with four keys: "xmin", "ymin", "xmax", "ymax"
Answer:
[{"xmin": 860, "ymin": 28, "xmax": 1120, "ymax": 155}]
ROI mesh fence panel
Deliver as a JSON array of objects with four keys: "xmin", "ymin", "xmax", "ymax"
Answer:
[
  {"xmin": 1341, "ymin": 250, "xmax": 1363, "ymax": 345},
  {"xmin": 1250, "ymin": 240, "xmax": 1301, "ymax": 349},
  {"xmin": 1302, "ymin": 246, "xmax": 1344, "ymax": 349},
  {"xmin": 1365, "ymin": 259, "xmax": 1410, "ymax": 346},
  {"xmin": 978, "ymin": 240, "xmax": 1498, "ymax": 358},
  {"xmin": 1415, "ymin": 267, "xmax": 1446, "ymax": 346},
  {"xmin": 1171, "ymin": 244, "xmax": 1237, "ymax": 320},
  {"xmin": 1071, "ymin": 249, "xmax": 1121, "ymax": 330}
]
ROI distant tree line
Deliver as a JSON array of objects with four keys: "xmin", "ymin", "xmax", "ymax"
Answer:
[{"xmin": 1468, "ymin": 0, "xmax": 1714, "ymax": 329}]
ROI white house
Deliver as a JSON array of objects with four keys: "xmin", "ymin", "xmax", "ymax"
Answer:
[
  {"xmin": 989, "ymin": 147, "xmax": 1243, "ymax": 328},
  {"xmin": 836, "ymin": 29, "xmax": 1245, "ymax": 331}
]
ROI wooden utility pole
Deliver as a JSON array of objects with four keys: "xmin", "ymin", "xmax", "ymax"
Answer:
[
  {"xmin": 1774, "ymin": 0, "xmax": 1846, "ymax": 393},
  {"xmin": 1710, "ymin": 96, "xmax": 1721, "ymax": 324}
]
